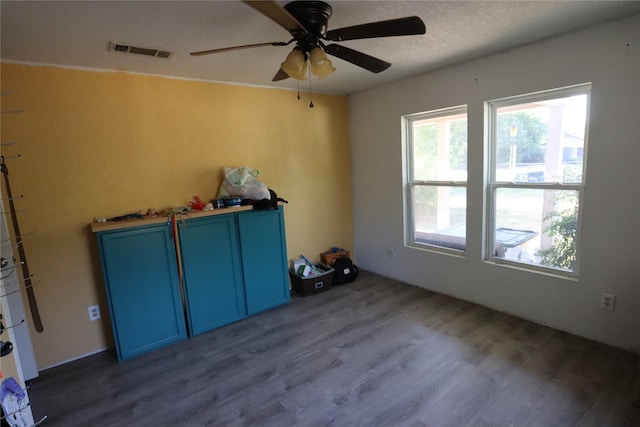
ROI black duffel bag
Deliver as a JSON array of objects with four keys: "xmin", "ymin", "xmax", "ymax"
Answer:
[{"xmin": 332, "ymin": 258, "xmax": 359, "ymax": 285}]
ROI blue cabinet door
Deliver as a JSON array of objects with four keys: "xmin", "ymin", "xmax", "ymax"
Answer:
[
  {"xmin": 237, "ymin": 208, "xmax": 290, "ymax": 315},
  {"xmin": 98, "ymin": 223, "xmax": 187, "ymax": 361},
  {"xmin": 179, "ymin": 214, "xmax": 247, "ymax": 335}
]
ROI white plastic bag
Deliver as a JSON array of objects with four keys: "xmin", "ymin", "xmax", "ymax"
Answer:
[{"xmin": 218, "ymin": 167, "xmax": 270, "ymax": 200}]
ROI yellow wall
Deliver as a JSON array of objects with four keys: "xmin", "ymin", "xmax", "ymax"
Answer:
[{"xmin": 1, "ymin": 62, "xmax": 353, "ymax": 369}]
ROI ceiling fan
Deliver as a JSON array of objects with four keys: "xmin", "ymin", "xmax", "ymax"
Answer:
[{"xmin": 191, "ymin": 0, "xmax": 426, "ymax": 81}]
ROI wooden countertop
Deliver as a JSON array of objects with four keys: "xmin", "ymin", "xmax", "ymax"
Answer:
[{"xmin": 90, "ymin": 205, "xmax": 254, "ymax": 233}]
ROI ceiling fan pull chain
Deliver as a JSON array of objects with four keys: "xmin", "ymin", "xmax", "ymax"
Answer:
[{"xmin": 308, "ymin": 65, "xmax": 314, "ymax": 108}]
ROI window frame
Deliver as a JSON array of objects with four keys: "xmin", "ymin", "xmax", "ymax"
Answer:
[
  {"xmin": 485, "ymin": 84, "xmax": 591, "ymax": 277},
  {"xmin": 403, "ymin": 105, "xmax": 468, "ymax": 254}
]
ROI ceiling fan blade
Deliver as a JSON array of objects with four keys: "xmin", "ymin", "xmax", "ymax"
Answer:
[
  {"xmin": 244, "ymin": 1, "xmax": 307, "ymax": 34},
  {"xmin": 191, "ymin": 42, "xmax": 287, "ymax": 56},
  {"xmin": 272, "ymin": 68, "xmax": 289, "ymax": 81},
  {"xmin": 324, "ymin": 44, "xmax": 391, "ymax": 73},
  {"xmin": 325, "ymin": 16, "xmax": 425, "ymax": 41}
]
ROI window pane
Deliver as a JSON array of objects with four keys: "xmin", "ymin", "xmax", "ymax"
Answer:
[
  {"xmin": 495, "ymin": 94, "xmax": 587, "ymax": 183},
  {"xmin": 494, "ymin": 188, "xmax": 579, "ymax": 271},
  {"xmin": 413, "ymin": 185, "xmax": 466, "ymax": 250},
  {"xmin": 411, "ymin": 115, "xmax": 467, "ymax": 181}
]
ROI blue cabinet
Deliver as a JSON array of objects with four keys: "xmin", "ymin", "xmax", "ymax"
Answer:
[
  {"xmin": 95, "ymin": 207, "xmax": 290, "ymax": 360},
  {"xmin": 238, "ymin": 209, "xmax": 290, "ymax": 315},
  {"xmin": 178, "ymin": 214, "xmax": 247, "ymax": 335},
  {"xmin": 179, "ymin": 207, "xmax": 290, "ymax": 334},
  {"xmin": 97, "ymin": 223, "xmax": 187, "ymax": 361}
]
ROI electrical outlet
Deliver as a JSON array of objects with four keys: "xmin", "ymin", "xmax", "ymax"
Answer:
[
  {"xmin": 88, "ymin": 305, "xmax": 101, "ymax": 321},
  {"xmin": 600, "ymin": 293, "xmax": 615, "ymax": 311},
  {"xmin": 387, "ymin": 246, "xmax": 396, "ymax": 258}
]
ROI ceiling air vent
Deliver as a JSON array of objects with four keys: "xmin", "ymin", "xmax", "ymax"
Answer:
[{"xmin": 108, "ymin": 42, "xmax": 173, "ymax": 59}]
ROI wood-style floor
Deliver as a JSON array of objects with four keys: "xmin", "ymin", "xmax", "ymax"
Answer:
[{"xmin": 29, "ymin": 271, "xmax": 639, "ymax": 426}]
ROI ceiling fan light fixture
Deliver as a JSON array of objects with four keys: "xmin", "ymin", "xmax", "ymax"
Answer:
[
  {"xmin": 281, "ymin": 48, "xmax": 308, "ymax": 80},
  {"xmin": 309, "ymin": 47, "xmax": 335, "ymax": 79}
]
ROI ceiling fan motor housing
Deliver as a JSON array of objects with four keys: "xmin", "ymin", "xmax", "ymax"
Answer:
[{"xmin": 284, "ymin": 1, "xmax": 333, "ymax": 37}]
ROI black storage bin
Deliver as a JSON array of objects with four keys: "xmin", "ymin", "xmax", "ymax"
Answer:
[{"xmin": 289, "ymin": 263, "xmax": 334, "ymax": 296}]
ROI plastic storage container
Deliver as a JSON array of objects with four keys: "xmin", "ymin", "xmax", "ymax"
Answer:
[{"xmin": 289, "ymin": 263, "xmax": 334, "ymax": 296}]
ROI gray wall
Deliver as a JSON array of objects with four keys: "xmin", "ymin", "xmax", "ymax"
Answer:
[{"xmin": 349, "ymin": 14, "xmax": 640, "ymax": 353}]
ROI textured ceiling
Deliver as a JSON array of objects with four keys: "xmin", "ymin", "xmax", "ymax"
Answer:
[{"xmin": 2, "ymin": 1, "xmax": 640, "ymax": 95}]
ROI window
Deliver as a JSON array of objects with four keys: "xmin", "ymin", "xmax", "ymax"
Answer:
[
  {"xmin": 404, "ymin": 106, "xmax": 468, "ymax": 251},
  {"xmin": 486, "ymin": 85, "xmax": 590, "ymax": 274}
]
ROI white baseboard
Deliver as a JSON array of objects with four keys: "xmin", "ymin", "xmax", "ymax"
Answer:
[{"xmin": 38, "ymin": 346, "xmax": 113, "ymax": 372}]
